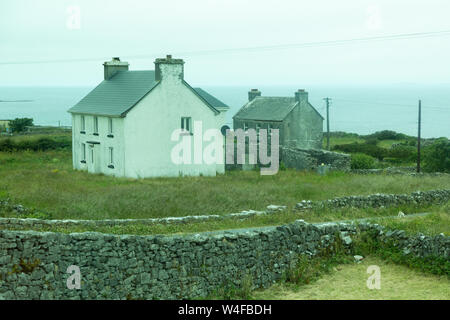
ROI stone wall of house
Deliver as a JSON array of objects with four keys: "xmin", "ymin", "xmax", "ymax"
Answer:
[
  {"xmin": 0, "ymin": 219, "xmax": 448, "ymax": 300},
  {"xmin": 280, "ymin": 147, "xmax": 351, "ymax": 171}
]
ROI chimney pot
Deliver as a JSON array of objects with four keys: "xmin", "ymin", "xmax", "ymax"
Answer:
[
  {"xmin": 103, "ymin": 57, "xmax": 129, "ymax": 80},
  {"xmin": 154, "ymin": 55, "xmax": 185, "ymax": 81},
  {"xmin": 295, "ymin": 89, "xmax": 308, "ymax": 102},
  {"xmin": 248, "ymin": 89, "xmax": 261, "ymax": 102}
]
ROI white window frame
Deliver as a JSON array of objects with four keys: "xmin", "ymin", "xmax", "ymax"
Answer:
[
  {"xmin": 243, "ymin": 122, "xmax": 248, "ymax": 132},
  {"xmin": 108, "ymin": 147, "xmax": 114, "ymax": 166},
  {"xmin": 108, "ymin": 118, "xmax": 113, "ymax": 135},
  {"xmin": 93, "ymin": 116, "xmax": 98, "ymax": 134},
  {"xmin": 81, "ymin": 115, "xmax": 85, "ymax": 132},
  {"xmin": 81, "ymin": 143, "xmax": 86, "ymax": 161},
  {"xmin": 181, "ymin": 117, "xmax": 192, "ymax": 134}
]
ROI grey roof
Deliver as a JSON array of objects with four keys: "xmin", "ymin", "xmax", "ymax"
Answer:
[
  {"xmin": 193, "ymin": 88, "xmax": 229, "ymax": 110},
  {"xmin": 233, "ymin": 97, "xmax": 298, "ymax": 121},
  {"xmin": 68, "ymin": 70, "xmax": 228, "ymax": 117},
  {"xmin": 68, "ymin": 71, "xmax": 159, "ymax": 117}
]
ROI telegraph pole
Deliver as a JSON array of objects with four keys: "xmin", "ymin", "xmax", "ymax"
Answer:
[
  {"xmin": 323, "ymin": 98, "xmax": 331, "ymax": 150},
  {"xmin": 417, "ymin": 99, "xmax": 422, "ymax": 173}
]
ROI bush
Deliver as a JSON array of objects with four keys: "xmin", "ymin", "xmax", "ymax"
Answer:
[
  {"xmin": 423, "ymin": 138, "xmax": 450, "ymax": 173},
  {"xmin": 351, "ymin": 153, "xmax": 376, "ymax": 169},
  {"xmin": 363, "ymin": 130, "xmax": 411, "ymax": 141},
  {"xmin": 9, "ymin": 118, "xmax": 33, "ymax": 133},
  {"xmin": 333, "ymin": 142, "xmax": 387, "ymax": 160},
  {"xmin": 0, "ymin": 137, "xmax": 71, "ymax": 152},
  {"xmin": 387, "ymin": 145, "xmax": 416, "ymax": 161}
]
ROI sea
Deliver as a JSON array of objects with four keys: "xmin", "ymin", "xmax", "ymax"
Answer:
[{"xmin": 0, "ymin": 84, "xmax": 449, "ymax": 138}]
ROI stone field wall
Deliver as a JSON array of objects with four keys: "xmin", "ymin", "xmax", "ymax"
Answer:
[{"xmin": 0, "ymin": 219, "xmax": 448, "ymax": 300}]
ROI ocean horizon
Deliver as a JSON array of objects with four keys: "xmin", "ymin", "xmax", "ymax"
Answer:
[{"xmin": 0, "ymin": 84, "xmax": 448, "ymax": 138}]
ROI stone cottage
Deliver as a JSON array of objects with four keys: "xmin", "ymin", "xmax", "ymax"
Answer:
[
  {"xmin": 233, "ymin": 89, "xmax": 323, "ymax": 149},
  {"xmin": 68, "ymin": 55, "xmax": 229, "ymax": 178}
]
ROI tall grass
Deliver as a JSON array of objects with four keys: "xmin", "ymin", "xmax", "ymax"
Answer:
[{"xmin": 0, "ymin": 149, "xmax": 449, "ymax": 220}]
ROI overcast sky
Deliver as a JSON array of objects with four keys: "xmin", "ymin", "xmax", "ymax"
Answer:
[{"xmin": 1, "ymin": 0, "xmax": 450, "ymax": 86}]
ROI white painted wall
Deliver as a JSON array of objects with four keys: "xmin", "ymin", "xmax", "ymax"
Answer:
[
  {"xmin": 123, "ymin": 63, "xmax": 226, "ymax": 178},
  {"xmin": 71, "ymin": 113, "xmax": 125, "ymax": 177},
  {"xmin": 71, "ymin": 62, "xmax": 227, "ymax": 178}
]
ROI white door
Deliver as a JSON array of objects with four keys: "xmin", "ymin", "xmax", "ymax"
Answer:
[{"xmin": 87, "ymin": 144, "xmax": 100, "ymax": 174}]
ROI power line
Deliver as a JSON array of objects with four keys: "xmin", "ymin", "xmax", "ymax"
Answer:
[
  {"xmin": 2, "ymin": 29, "xmax": 450, "ymax": 66},
  {"xmin": 331, "ymin": 98, "xmax": 449, "ymax": 110}
]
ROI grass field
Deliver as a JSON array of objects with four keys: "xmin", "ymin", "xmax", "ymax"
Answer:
[
  {"xmin": 253, "ymin": 256, "xmax": 450, "ymax": 300},
  {"xmin": 1, "ymin": 149, "xmax": 449, "ymax": 221}
]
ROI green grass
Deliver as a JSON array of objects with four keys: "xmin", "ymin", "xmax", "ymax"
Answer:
[
  {"xmin": 1, "ymin": 205, "xmax": 446, "ymax": 236},
  {"xmin": 373, "ymin": 205, "xmax": 450, "ymax": 236},
  {"xmin": 322, "ymin": 136, "xmax": 365, "ymax": 148},
  {"xmin": 253, "ymin": 256, "xmax": 450, "ymax": 300},
  {"xmin": 0, "ymin": 132, "xmax": 71, "ymax": 143},
  {"xmin": 0, "ymin": 149, "xmax": 449, "ymax": 220}
]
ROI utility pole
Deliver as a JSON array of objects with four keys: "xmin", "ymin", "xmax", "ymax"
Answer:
[
  {"xmin": 417, "ymin": 99, "xmax": 422, "ymax": 173},
  {"xmin": 323, "ymin": 98, "xmax": 331, "ymax": 150}
]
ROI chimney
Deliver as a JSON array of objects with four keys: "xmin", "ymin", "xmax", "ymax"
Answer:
[
  {"xmin": 295, "ymin": 89, "xmax": 308, "ymax": 103},
  {"xmin": 248, "ymin": 89, "xmax": 261, "ymax": 101},
  {"xmin": 154, "ymin": 55, "xmax": 185, "ymax": 81},
  {"xmin": 103, "ymin": 57, "xmax": 129, "ymax": 80}
]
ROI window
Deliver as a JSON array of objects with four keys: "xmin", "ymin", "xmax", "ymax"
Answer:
[
  {"xmin": 81, "ymin": 143, "xmax": 86, "ymax": 163},
  {"xmin": 181, "ymin": 117, "xmax": 192, "ymax": 134},
  {"xmin": 108, "ymin": 147, "xmax": 114, "ymax": 168},
  {"xmin": 93, "ymin": 116, "xmax": 99, "ymax": 135},
  {"xmin": 90, "ymin": 148, "xmax": 94, "ymax": 164},
  {"xmin": 108, "ymin": 118, "xmax": 113, "ymax": 136},
  {"xmin": 80, "ymin": 116, "xmax": 85, "ymax": 133},
  {"xmin": 268, "ymin": 124, "xmax": 272, "ymax": 135},
  {"xmin": 243, "ymin": 122, "xmax": 248, "ymax": 132}
]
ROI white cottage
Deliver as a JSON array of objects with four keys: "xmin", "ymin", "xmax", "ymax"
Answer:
[{"xmin": 68, "ymin": 55, "xmax": 229, "ymax": 178}]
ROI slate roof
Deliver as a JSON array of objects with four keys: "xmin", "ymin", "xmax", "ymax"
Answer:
[
  {"xmin": 233, "ymin": 97, "xmax": 298, "ymax": 121},
  {"xmin": 193, "ymin": 88, "xmax": 229, "ymax": 110},
  {"xmin": 234, "ymin": 96, "xmax": 324, "ymax": 121},
  {"xmin": 68, "ymin": 70, "xmax": 228, "ymax": 117}
]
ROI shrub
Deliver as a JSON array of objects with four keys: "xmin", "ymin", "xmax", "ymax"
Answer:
[
  {"xmin": 351, "ymin": 153, "xmax": 376, "ymax": 169},
  {"xmin": 9, "ymin": 118, "xmax": 33, "ymax": 133},
  {"xmin": 333, "ymin": 142, "xmax": 387, "ymax": 160},
  {"xmin": 0, "ymin": 137, "xmax": 71, "ymax": 152},
  {"xmin": 387, "ymin": 145, "xmax": 416, "ymax": 161},
  {"xmin": 423, "ymin": 138, "xmax": 450, "ymax": 173},
  {"xmin": 363, "ymin": 130, "xmax": 411, "ymax": 141}
]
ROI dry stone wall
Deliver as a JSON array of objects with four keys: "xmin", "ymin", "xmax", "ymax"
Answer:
[
  {"xmin": 0, "ymin": 219, "xmax": 448, "ymax": 300},
  {"xmin": 296, "ymin": 189, "xmax": 450, "ymax": 210}
]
